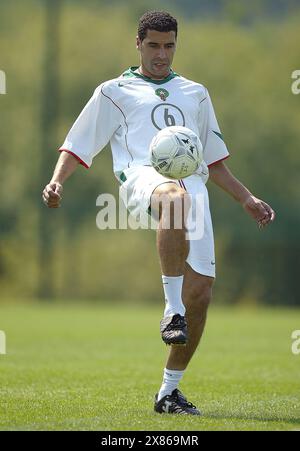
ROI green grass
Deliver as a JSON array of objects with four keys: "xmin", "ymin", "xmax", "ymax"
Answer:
[{"xmin": 0, "ymin": 303, "xmax": 299, "ymax": 431}]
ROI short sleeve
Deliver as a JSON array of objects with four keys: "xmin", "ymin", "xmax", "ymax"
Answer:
[
  {"xmin": 59, "ymin": 83, "xmax": 122, "ymax": 168},
  {"xmin": 198, "ymin": 88, "xmax": 230, "ymax": 167}
]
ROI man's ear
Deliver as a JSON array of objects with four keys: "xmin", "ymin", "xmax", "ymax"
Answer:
[{"xmin": 136, "ymin": 36, "xmax": 141, "ymax": 50}]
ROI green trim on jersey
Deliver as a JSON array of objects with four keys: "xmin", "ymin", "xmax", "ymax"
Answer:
[
  {"xmin": 119, "ymin": 171, "xmax": 127, "ymax": 183},
  {"xmin": 213, "ymin": 130, "xmax": 225, "ymax": 142},
  {"xmin": 122, "ymin": 67, "xmax": 179, "ymax": 85}
]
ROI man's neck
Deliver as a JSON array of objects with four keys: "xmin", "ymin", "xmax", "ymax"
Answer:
[{"xmin": 136, "ymin": 66, "xmax": 171, "ymax": 81}]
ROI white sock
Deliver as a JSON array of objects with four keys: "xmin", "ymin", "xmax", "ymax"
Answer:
[
  {"xmin": 157, "ymin": 368, "xmax": 185, "ymax": 401},
  {"xmin": 162, "ymin": 275, "xmax": 185, "ymax": 317}
]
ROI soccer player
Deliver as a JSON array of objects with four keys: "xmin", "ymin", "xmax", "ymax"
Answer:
[{"xmin": 42, "ymin": 11, "xmax": 275, "ymax": 415}]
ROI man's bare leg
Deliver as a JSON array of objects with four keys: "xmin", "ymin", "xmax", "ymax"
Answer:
[
  {"xmin": 151, "ymin": 182, "xmax": 191, "ymax": 345},
  {"xmin": 152, "ymin": 183, "xmax": 189, "ymax": 277},
  {"xmin": 166, "ymin": 263, "xmax": 214, "ymax": 370}
]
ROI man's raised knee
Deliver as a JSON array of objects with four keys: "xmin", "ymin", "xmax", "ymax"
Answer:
[{"xmin": 152, "ymin": 184, "xmax": 191, "ymax": 225}]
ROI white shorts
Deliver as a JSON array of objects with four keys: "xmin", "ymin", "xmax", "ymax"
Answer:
[{"xmin": 119, "ymin": 165, "xmax": 216, "ymax": 278}]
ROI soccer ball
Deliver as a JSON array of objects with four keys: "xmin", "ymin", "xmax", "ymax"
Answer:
[{"xmin": 150, "ymin": 126, "xmax": 203, "ymax": 179}]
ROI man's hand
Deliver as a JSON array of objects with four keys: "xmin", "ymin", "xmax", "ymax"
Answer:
[
  {"xmin": 242, "ymin": 195, "xmax": 275, "ymax": 229},
  {"xmin": 41, "ymin": 151, "xmax": 79, "ymax": 208},
  {"xmin": 42, "ymin": 182, "xmax": 63, "ymax": 208}
]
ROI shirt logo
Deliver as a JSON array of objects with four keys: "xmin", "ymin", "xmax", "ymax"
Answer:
[
  {"xmin": 118, "ymin": 80, "xmax": 134, "ymax": 87},
  {"xmin": 155, "ymin": 88, "xmax": 169, "ymax": 101}
]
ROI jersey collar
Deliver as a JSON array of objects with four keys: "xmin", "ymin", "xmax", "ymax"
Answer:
[{"xmin": 122, "ymin": 66, "xmax": 179, "ymax": 85}]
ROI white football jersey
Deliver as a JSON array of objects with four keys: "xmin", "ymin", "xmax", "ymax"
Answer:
[{"xmin": 59, "ymin": 67, "xmax": 229, "ymax": 181}]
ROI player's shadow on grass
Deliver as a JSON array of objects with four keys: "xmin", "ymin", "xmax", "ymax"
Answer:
[{"xmin": 205, "ymin": 412, "xmax": 300, "ymax": 426}]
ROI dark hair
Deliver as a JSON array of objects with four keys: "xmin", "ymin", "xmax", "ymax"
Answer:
[{"xmin": 138, "ymin": 11, "xmax": 178, "ymax": 42}]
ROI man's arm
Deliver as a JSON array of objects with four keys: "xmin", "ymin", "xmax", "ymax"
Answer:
[
  {"xmin": 209, "ymin": 161, "xmax": 275, "ymax": 228},
  {"xmin": 42, "ymin": 151, "xmax": 79, "ymax": 208}
]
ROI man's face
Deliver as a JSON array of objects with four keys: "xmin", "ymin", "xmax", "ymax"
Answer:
[{"xmin": 136, "ymin": 29, "xmax": 177, "ymax": 79}]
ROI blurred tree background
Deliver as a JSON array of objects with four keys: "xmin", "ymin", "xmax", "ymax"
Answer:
[{"xmin": 0, "ymin": 0, "xmax": 299, "ymax": 306}]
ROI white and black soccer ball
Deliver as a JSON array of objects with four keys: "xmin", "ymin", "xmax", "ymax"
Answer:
[{"xmin": 150, "ymin": 126, "xmax": 203, "ymax": 179}]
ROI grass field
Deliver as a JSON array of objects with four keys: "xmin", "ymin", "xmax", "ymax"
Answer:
[{"xmin": 0, "ymin": 303, "xmax": 299, "ymax": 431}]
